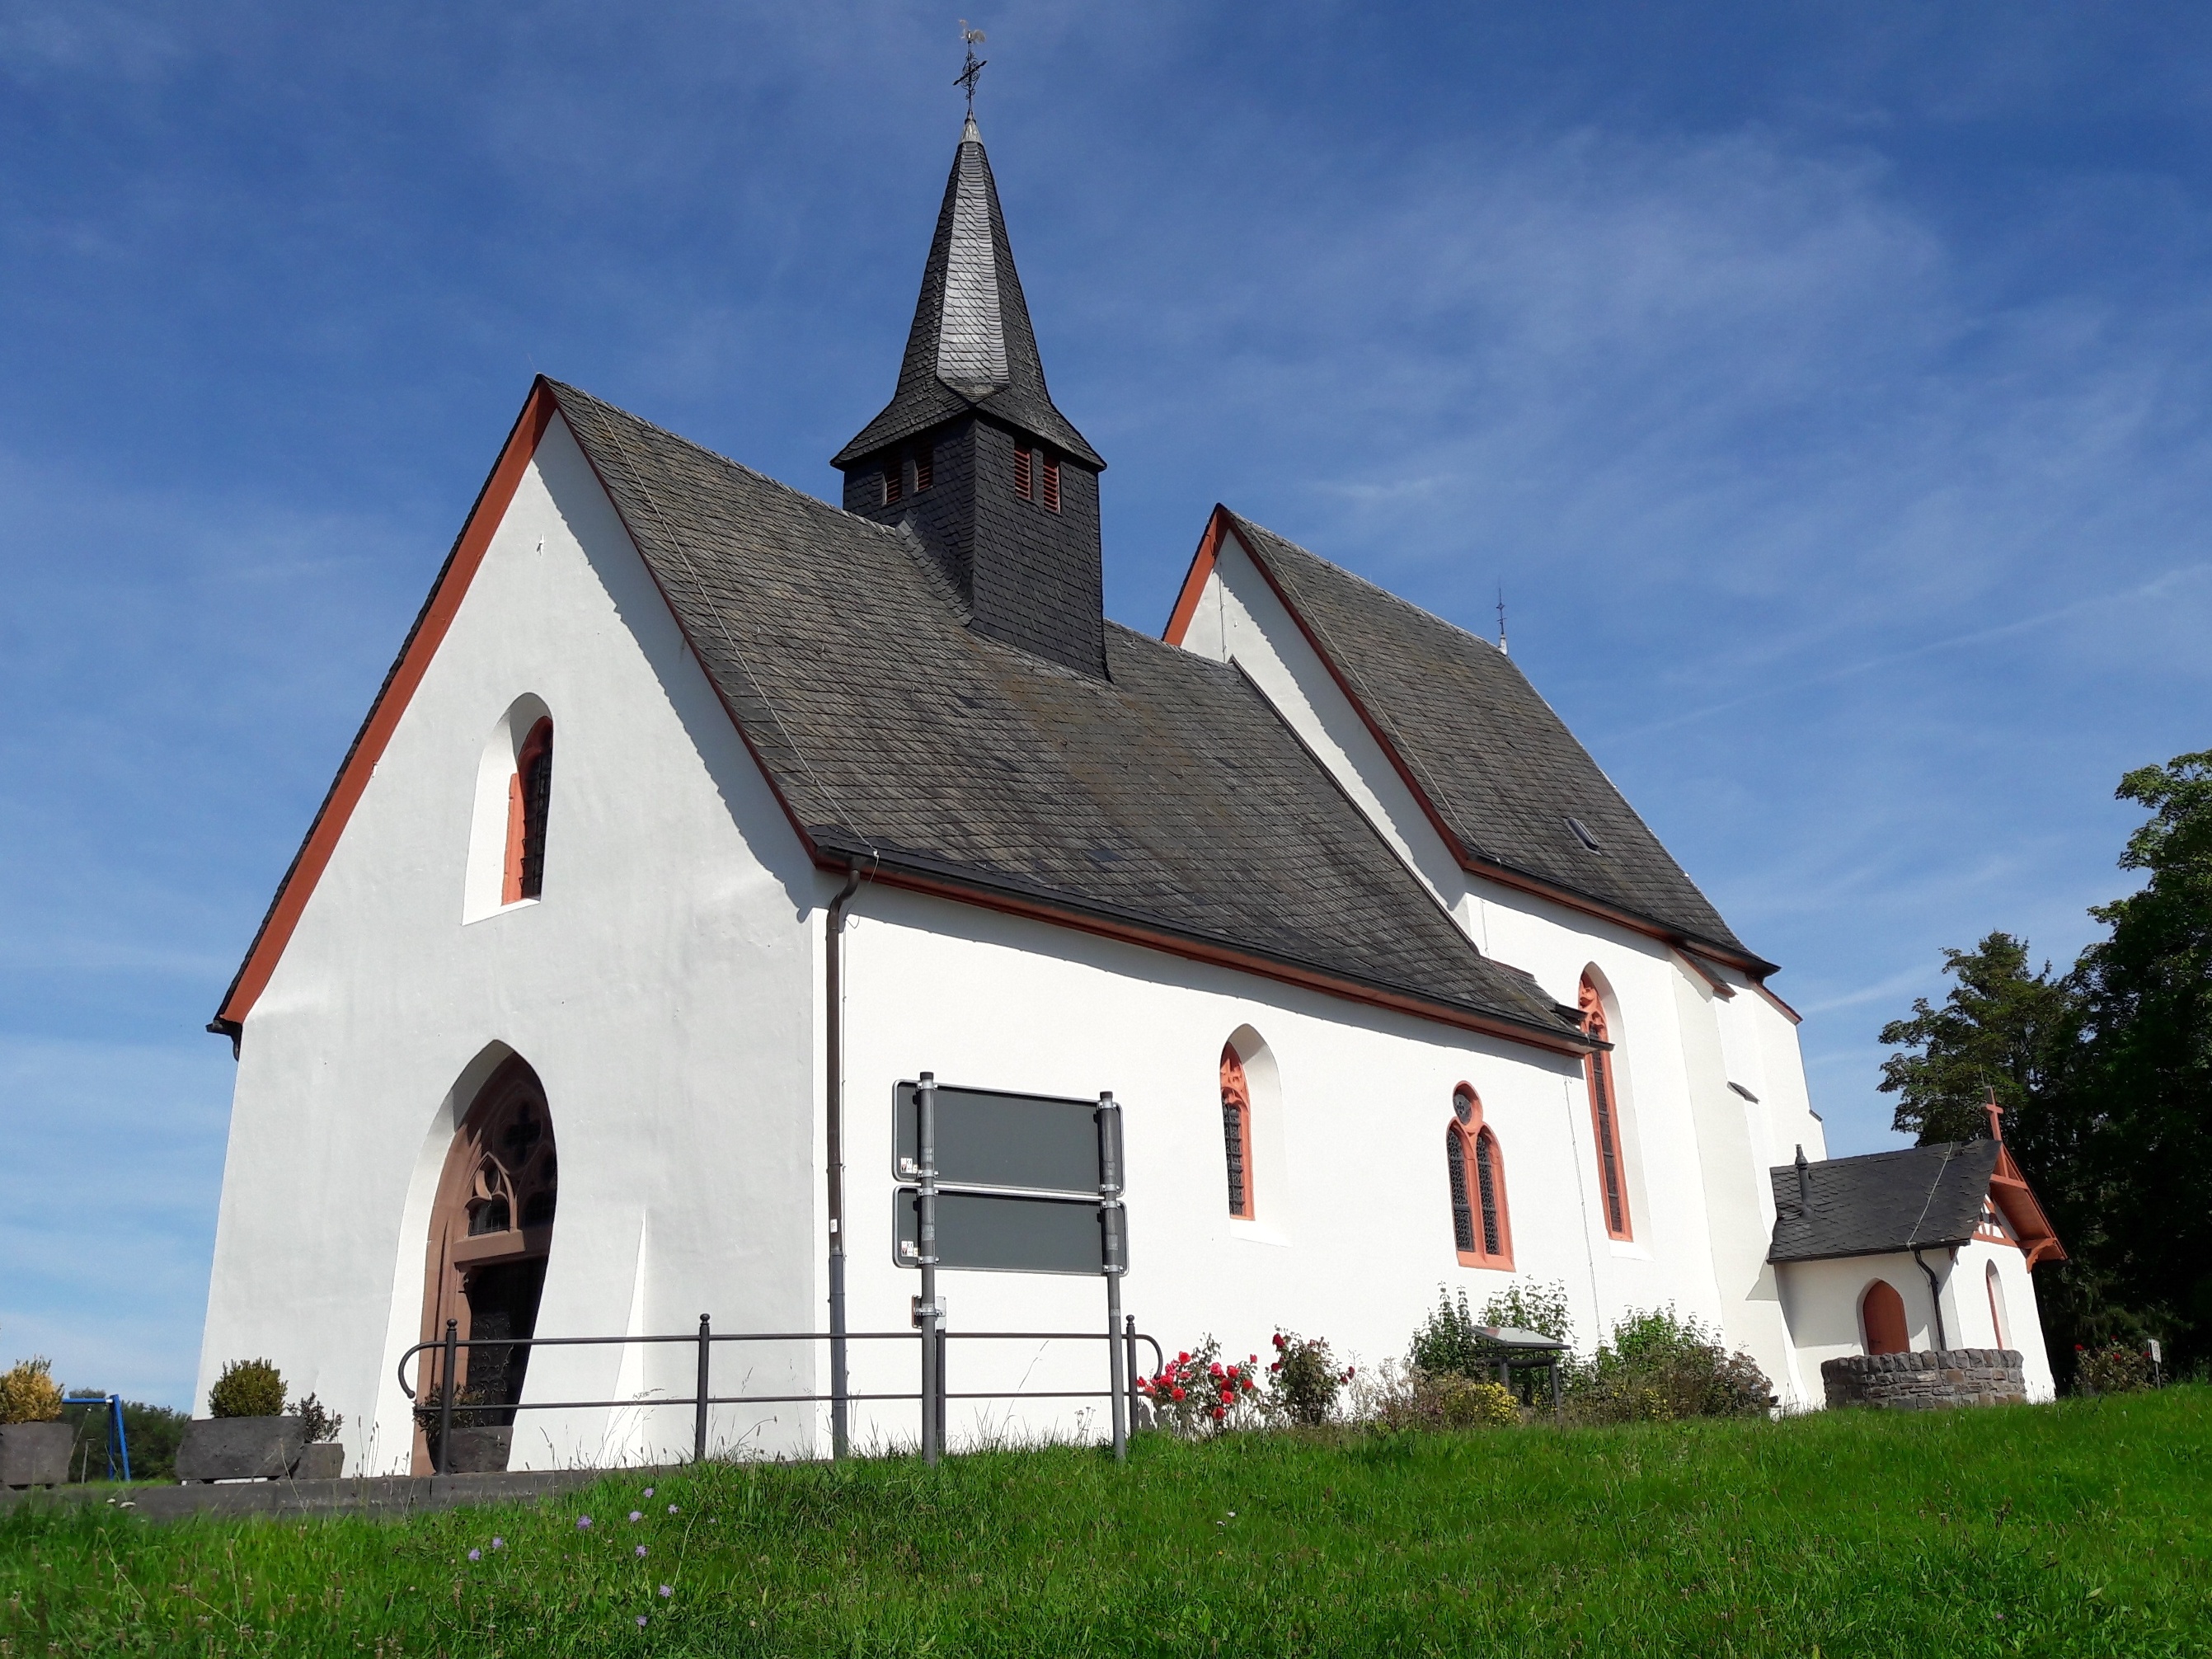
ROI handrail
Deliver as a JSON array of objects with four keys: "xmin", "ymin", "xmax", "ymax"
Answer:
[{"xmin": 393, "ymin": 1321, "xmax": 1164, "ymax": 1469}]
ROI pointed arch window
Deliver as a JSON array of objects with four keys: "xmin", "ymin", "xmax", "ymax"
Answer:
[
  {"xmin": 1579, "ymin": 976, "xmax": 1632, "ymax": 1241},
  {"xmin": 1220, "ymin": 1043, "xmax": 1256, "ymax": 1220},
  {"xmin": 502, "ymin": 718, "xmax": 554, "ymax": 904},
  {"xmin": 1447, "ymin": 1086, "xmax": 1513, "ymax": 1267},
  {"xmin": 1985, "ymin": 1262, "xmax": 2010, "ymax": 1348}
]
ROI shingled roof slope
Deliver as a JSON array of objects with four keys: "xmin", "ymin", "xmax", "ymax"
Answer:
[
  {"xmin": 550, "ymin": 383, "xmax": 1572, "ymax": 1041},
  {"xmin": 1222, "ymin": 515, "xmax": 1757, "ymax": 965},
  {"xmin": 1765, "ymin": 1140, "xmax": 2002, "ymax": 1263},
  {"xmin": 832, "ymin": 119, "xmax": 1100, "ymax": 470}
]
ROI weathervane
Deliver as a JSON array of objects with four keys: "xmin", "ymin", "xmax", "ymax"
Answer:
[
  {"xmin": 1496, "ymin": 586, "xmax": 1510, "ymax": 656},
  {"xmin": 956, "ymin": 20, "xmax": 988, "ymax": 118}
]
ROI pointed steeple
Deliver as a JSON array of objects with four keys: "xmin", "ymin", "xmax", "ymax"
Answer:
[
  {"xmin": 833, "ymin": 119, "xmax": 1101, "ymax": 470},
  {"xmin": 835, "ymin": 120, "xmax": 1109, "ymax": 678}
]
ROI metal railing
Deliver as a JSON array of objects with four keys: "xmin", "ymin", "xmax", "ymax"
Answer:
[{"xmin": 396, "ymin": 1316, "xmax": 1163, "ymax": 1473}]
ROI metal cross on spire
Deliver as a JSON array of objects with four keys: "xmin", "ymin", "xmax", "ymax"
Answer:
[{"xmin": 956, "ymin": 20, "xmax": 988, "ymax": 118}]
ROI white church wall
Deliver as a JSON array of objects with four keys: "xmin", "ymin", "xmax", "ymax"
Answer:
[
  {"xmin": 827, "ymin": 881, "xmax": 1752, "ymax": 1452},
  {"xmin": 199, "ymin": 414, "xmax": 824, "ymax": 1472},
  {"xmin": 1176, "ymin": 543, "xmax": 1827, "ymax": 1405},
  {"xmin": 1957, "ymin": 1238, "xmax": 2057, "ymax": 1401}
]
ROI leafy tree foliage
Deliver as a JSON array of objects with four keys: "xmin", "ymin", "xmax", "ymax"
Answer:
[
  {"xmin": 1876, "ymin": 933, "xmax": 2078, "ymax": 1147},
  {"xmin": 1875, "ymin": 750, "xmax": 2212, "ymax": 1378}
]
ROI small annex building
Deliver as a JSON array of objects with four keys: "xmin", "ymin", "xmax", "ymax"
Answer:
[{"xmin": 197, "ymin": 115, "xmax": 2062, "ymax": 1472}]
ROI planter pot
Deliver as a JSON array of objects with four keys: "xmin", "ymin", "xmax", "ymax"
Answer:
[
  {"xmin": 430, "ymin": 1426, "xmax": 513, "ymax": 1474},
  {"xmin": 176, "ymin": 1416, "xmax": 307, "ymax": 1483},
  {"xmin": 292, "ymin": 1442, "xmax": 345, "ymax": 1480},
  {"xmin": 0, "ymin": 1420, "xmax": 77, "ymax": 1488}
]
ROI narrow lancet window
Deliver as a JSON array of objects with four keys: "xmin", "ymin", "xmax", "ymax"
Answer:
[
  {"xmin": 503, "ymin": 718, "xmax": 554, "ymax": 904},
  {"xmin": 1579, "ymin": 976, "xmax": 1632, "ymax": 1240},
  {"xmin": 1220, "ymin": 1043, "xmax": 1255, "ymax": 1220}
]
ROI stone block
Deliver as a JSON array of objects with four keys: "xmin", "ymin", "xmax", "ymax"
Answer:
[{"xmin": 177, "ymin": 1417, "xmax": 307, "ymax": 1483}]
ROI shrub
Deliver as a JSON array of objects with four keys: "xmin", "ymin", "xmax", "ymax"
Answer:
[
  {"xmin": 2075, "ymin": 1343, "xmax": 2155, "ymax": 1394},
  {"xmin": 1409, "ymin": 1283, "xmax": 1575, "ymax": 1380},
  {"xmin": 1564, "ymin": 1307, "xmax": 1772, "ymax": 1424},
  {"xmin": 1136, "ymin": 1338, "xmax": 1261, "ymax": 1437},
  {"xmin": 1265, "ymin": 1330, "xmax": 1354, "ymax": 1426},
  {"xmin": 1352, "ymin": 1360, "xmax": 1520, "ymax": 1431},
  {"xmin": 207, "ymin": 1359, "xmax": 286, "ymax": 1420},
  {"xmin": 294, "ymin": 1391, "xmax": 345, "ymax": 1444},
  {"xmin": 0, "ymin": 1356, "xmax": 63, "ymax": 1425}
]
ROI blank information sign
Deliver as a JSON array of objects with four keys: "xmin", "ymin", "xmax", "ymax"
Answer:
[
  {"xmin": 892, "ymin": 1187, "xmax": 1111, "ymax": 1276},
  {"xmin": 892, "ymin": 1081, "xmax": 1106, "ymax": 1196}
]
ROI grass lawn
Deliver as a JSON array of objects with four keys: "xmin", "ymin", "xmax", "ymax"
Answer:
[{"xmin": 3, "ymin": 1388, "xmax": 2205, "ymax": 1657}]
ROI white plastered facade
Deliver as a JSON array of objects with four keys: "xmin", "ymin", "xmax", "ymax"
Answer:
[{"xmin": 202, "ymin": 429, "xmax": 2053, "ymax": 1469}]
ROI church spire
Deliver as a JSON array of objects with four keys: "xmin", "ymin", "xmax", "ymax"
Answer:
[
  {"xmin": 835, "ymin": 114, "xmax": 1108, "ymax": 679},
  {"xmin": 832, "ymin": 119, "xmax": 1101, "ymax": 471}
]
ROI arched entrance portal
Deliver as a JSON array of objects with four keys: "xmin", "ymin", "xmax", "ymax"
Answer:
[{"xmin": 417, "ymin": 1055, "xmax": 558, "ymax": 1470}]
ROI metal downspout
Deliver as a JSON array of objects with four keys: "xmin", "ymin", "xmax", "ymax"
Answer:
[
  {"xmin": 825, "ymin": 858, "xmax": 866, "ymax": 1459},
  {"xmin": 1911, "ymin": 1246, "xmax": 1948, "ymax": 1351}
]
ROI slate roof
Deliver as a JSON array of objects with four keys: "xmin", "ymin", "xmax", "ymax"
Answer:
[
  {"xmin": 1222, "ymin": 515, "xmax": 1761, "ymax": 967},
  {"xmin": 549, "ymin": 381, "xmax": 1576, "ymax": 1044},
  {"xmin": 832, "ymin": 119, "xmax": 1101, "ymax": 470},
  {"xmin": 1765, "ymin": 1140, "xmax": 2003, "ymax": 1263}
]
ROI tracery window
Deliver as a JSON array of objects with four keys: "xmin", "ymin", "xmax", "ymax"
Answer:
[
  {"xmin": 1447, "ymin": 1086, "xmax": 1512, "ymax": 1267},
  {"xmin": 1579, "ymin": 975, "xmax": 1632, "ymax": 1241},
  {"xmin": 1220, "ymin": 1043, "xmax": 1256, "ymax": 1220},
  {"xmin": 503, "ymin": 718, "xmax": 554, "ymax": 904}
]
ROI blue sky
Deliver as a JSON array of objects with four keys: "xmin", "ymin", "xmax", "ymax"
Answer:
[{"xmin": 2, "ymin": 2, "xmax": 2208, "ymax": 1406}]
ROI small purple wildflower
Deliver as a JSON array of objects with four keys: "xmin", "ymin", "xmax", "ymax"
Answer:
[
  {"xmin": 642, "ymin": 1487, "xmax": 654, "ymax": 1498},
  {"xmin": 577, "ymin": 1516, "xmax": 594, "ymax": 1530},
  {"xmin": 491, "ymin": 1537, "xmax": 505, "ymax": 1551},
  {"xmin": 667, "ymin": 1504, "xmax": 678, "ymax": 1515},
  {"xmin": 629, "ymin": 1511, "xmax": 643, "ymax": 1523},
  {"xmin": 467, "ymin": 1549, "xmax": 481, "ymax": 1563},
  {"xmin": 635, "ymin": 1544, "xmax": 648, "ymax": 1558},
  {"xmin": 659, "ymin": 1585, "xmax": 673, "ymax": 1599},
  {"xmin": 636, "ymin": 1614, "xmax": 649, "ymax": 1628}
]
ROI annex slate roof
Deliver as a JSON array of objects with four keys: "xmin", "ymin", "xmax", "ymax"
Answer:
[
  {"xmin": 833, "ymin": 119, "xmax": 1102, "ymax": 470},
  {"xmin": 1765, "ymin": 1140, "xmax": 2003, "ymax": 1263},
  {"xmin": 1222, "ymin": 514, "xmax": 1759, "ymax": 966},
  {"xmin": 550, "ymin": 381, "xmax": 1574, "ymax": 1043}
]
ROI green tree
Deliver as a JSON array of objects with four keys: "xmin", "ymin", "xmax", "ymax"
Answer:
[
  {"xmin": 2071, "ymin": 751, "xmax": 2212, "ymax": 1366},
  {"xmin": 1875, "ymin": 932, "xmax": 2079, "ymax": 1148}
]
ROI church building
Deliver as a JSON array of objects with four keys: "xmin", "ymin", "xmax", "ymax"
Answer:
[{"xmin": 198, "ymin": 116, "xmax": 2060, "ymax": 1471}]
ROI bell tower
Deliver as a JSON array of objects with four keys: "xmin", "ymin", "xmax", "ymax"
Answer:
[{"xmin": 833, "ymin": 117, "xmax": 1108, "ymax": 678}]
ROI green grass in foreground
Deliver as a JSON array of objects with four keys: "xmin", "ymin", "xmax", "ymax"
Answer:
[{"xmin": 3, "ymin": 1388, "xmax": 2207, "ymax": 1657}]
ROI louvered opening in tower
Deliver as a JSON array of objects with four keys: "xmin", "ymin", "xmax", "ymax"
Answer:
[
  {"xmin": 1013, "ymin": 444, "xmax": 1032, "ymax": 501},
  {"xmin": 1042, "ymin": 454, "xmax": 1061, "ymax": 513}
]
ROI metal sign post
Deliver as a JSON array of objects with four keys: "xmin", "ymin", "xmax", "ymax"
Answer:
[
  {"xmin": 916, "ymin": 1072, "xmax": 942, "ymax": 1467},
  {"xmin": 1097, "ymin": 1091, "xmax": 1127, "ymax": 1461},
  {"xmin": 892, "ymin": 1076, "xmax": 1132, "ymax": 1465}
]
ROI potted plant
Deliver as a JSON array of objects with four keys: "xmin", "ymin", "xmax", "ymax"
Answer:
[
  {"xmin": 176, "ymin": 1360, "xmax": 307, "ymax": 1482},
  {"xmin": 291, "ymin": 1392, "xmax": 347, "ymax": 1480},
  {"xmin": 417, "ymin": 1384, "xmax": 513, "ymax": 1473},
  {"xmin": 0, "ymin": 1354, "xmax": 76, "ymax": 1489}
]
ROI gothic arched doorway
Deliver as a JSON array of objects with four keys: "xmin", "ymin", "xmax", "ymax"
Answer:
[{"xmin": 416, "ymin": 1055, "xmax": 558, "ymax": 1470}]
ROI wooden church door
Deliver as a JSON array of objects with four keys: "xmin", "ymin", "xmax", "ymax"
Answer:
[{"xmin": 416, "ymin": 1055, "xmax": 559, "ymax": 1470}]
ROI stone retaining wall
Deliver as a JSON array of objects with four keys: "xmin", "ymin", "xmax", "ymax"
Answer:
[{"xmin": 1821, "ymin": 1348, "xmax": 2026, "ymax": 1410}]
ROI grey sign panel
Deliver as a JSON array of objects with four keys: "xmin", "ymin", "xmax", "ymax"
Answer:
[
  {"xmin": 894, "ymin": 1187, "xmax": 1115, "ymax": 1276},
  {"xmin": 894, "ymin": 1081, "xmax": 1106, "ymax": 1197}
]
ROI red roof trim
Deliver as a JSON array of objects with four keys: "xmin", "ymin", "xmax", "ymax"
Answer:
[
  {"xmin": 1161, "ymin": 505, "xmax": 1228, "ymax": 646},
  {"xmin": 213, "ymin": 381, "xmax": 561, "ymax": 1030}
]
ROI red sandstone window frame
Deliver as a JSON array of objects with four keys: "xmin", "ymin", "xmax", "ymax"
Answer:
[
  {"xmin": 1220, "ymin": 1043, "xmax": 1256, "ymax": 1220},
  {"xmin": 1446, "ymin": 1084, "xmax": 1514, "ymax": 1269},
  {"xmin": 502, "ymin": 717, "xmax": 554, "ymax": 905},
  {"xmin": 1578, "ymin": 976, "xmax": 1633, "ymax": 1241}
]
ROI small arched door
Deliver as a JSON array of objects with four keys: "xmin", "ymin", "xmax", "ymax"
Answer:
[
  {"xmin": 418, "ymin": 1055, "xmax": 558, "ymax": 1464},
  {"xmin": 1861, "ymin": 1279, "xmax": 1909, "ymax": 1356}
]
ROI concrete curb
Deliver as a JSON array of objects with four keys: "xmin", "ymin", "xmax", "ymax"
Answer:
[{"xmin": 0, "ymin": 1466, "xmax": 672, "ymax": 1525}]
